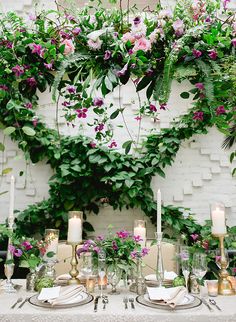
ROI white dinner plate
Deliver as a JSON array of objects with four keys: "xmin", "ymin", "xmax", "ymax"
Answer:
[{"xmin": 144, "ymin": 293, "xmax": 195, "ymax": 306}]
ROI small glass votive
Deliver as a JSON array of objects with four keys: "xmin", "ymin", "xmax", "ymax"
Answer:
[
  {"xmin": 206, "ymin": 280, "xmax": 218, "ymax": 297},
  {"xmin": 98, "ymin": 275, "xmax": 107, "ymax": 290},
  {"xmin": 86, "ymin": 277, "xmax": 96, "ymax": 293},
  {"xmin": 228, "ymin": 276, "xmax": 236, "ymax": 292}
]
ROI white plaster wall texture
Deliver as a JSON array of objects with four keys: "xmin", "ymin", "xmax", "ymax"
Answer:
[{"xmin": 0, "ymin": 0, "xmax": 235, "ymax": 238}]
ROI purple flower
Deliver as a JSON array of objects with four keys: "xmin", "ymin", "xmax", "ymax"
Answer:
[
  {"xmin": 193, "ymin": 111, "xmax": 204, "ymax": 121},
  {"xmin": 67, "ymin": 85, "xmax": 76, "ymax": 94},
  {"xmin": 33, "ymin": 118, "xmax": 38, "ymax": 127},
  {"xmin": 145, "ymin": 69, "xmax": 154, "ymax": 77},
  {"xmin": 150, "ymin": 104, "xmax": 157, "ymax": 112},
  {"xmin": 26, "ymin": 77, "xmax": 37, "ymax": 87},
  {"xmin": 205, "ymin": 16, "xmax": 211, "ymax": 23},
  {"xmin": 131, "ymin": 63, "xmax": 136, "ymax": 69},
  {"xmin": 62, "ymin": 101, "xmax": 70, "ymax": 107},
  {"xmin": 133, "ymin": 235, "xmax": 143, "ymax": 242},
  {"xmin": 24, "ymin": 102, "xmax": 33, "ymax": 109},
  {"xmin": 96, "ymin": 235, "xmax": 104, "ymax": 241},
  {"xmin": 223, "ymin": 0, "xmax": 231, "ymax": 10},
  {"xmin": 192, "ymin": 49, "xmax": 202, "ymax": 58},
  {"xmin": 131, "ymin": 250, "xmax": 138, "ymax": 259},
  {"xmin": 116, "ymin": 230, "xmax": 130, "ymax": 239},
  {"xmin": 215, "ymin": 255, "xmax": 221, "ymax": 262},
  {"xmin": 0, "ymin": 84, "xmax": 9, "ymax": 91},
  {"xmin": 22, "ymin": 241, "xmax": 33, "ymax": 250},
  {"xmin": 208, "ymin": 49, "xmax": 217, "ymax": 60},
  {"xmin": 128, "ymin": 49, "xmax": 133, "ymax": 55},
  {"xmin": 190, "ymin": 234, "xmax": 199, "ymax": 241},
  {"xmin": 104, "ymin": 50, "xmax": 111, "ymax": 60},
  {"xmin": 133, "ymin": 17, "xmax": 141, "ymax": 25},
  {"xmin": 202, "ymin": 240, "xmax": 209, "ymax": 250},
  {"xmin": 28, "ymin": 13, "xmax": 37, "ymax": 21},
  {"xmin": 44, "ymin": 62, "xmax": 53, "ymax": 70},
  {"xmin": 77, "ymin": 108, "xmax": 88, "ymax": 118},
  {"xmin": 173, "ymin": 19, "xmax": 184, "ymax": 36},
  {"xmin": 232, "ymin": 38, "xmax": 236, "ymax": 47},
  {"xmin": 8, "ymin": 245, "xmax": 15, "ymax": 254},
  {"xmin": 76, "ymin": 248, "xmax": 86, "ymax": 257},
  {"xmin": 108, "ymin": 141, "xmax": 117, "ymax": 148},
  {"xmin": 72, "ymin": 27, "xmax": 82, "ymax": 36},
  {"xmin": 216, "ymin": 105, "xmax": 226, "ymax": 115},
  {"xmin": 30, "ymin": 43, "xmax": 44, "ymax": 56},
  {"xmin": 135, "ymin": 116, "xmax": 142, "ymax": 121},
  {"xmin": 90, "ymin": 141, "xmax": 96, "ymax": 148},
  {"xmin": 112, "ymin": 240, "xmax": 118, "ymax": 250},
  {"xmin": 95, "ymin": 123, "xmax": 104, "ymax": 132},
  {"xmin": 195, "ymin": 83, "xmax": 204, "ymax": 91},
  {"xmin": 60, "ymin": 31, "xmax": 72, "ymax": 40},
  {"xmin": 179, "ymin": 251, "xmax": 189, "ymax": 261},
  {"xmin": 141, "ymin": 247, "xmax": 149, "ymax": 257},
  {"xmin": 232, "ymin": 267, "xmax": 236, "ymax": 273},
  {"xmin": 93, "ymin": 97, "xmax": 104, "ymax": 107},
  {"xmin": 160, "ymin": 103, "xmax": 167, "ymax": 110},
  {"xmin": 12, "ymin": 65, "xmax": 24, "ymax": 77},
  {"xmin": 93, "ymin": 246, "xmax": 100, "ymax": 254},
  {"xmin": 14, "ymin": 249, "xmax": 23, "ymax": 257},
  {"xmin": 117, "ymin": 63, "xmax": 128, "ymax": 77}
]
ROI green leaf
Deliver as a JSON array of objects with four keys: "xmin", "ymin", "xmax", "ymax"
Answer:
[
  {"xmin": 2, "ymin": 167, "xmax": 12, "ymax": 175},
  {"xmin": 122, "ymin": 140, "xmax": 133, "ymax": 154},
  {"xmin": 110, "ymin": 109, "xmax": 120, "ymax": 119},
  {"xmin": 46, "ymin": 251, "xmax": 55, "ymax": 258},
  {"xmin": 180, "ymin": 92, "xmax": 190, "ymax": 99},
  {"xmin": 136, "ymin": 75, "xmax": 152, "ymax": 92},
  {"xmin": 104, "ymin": 76, "xmax": 113, "ymax": 91},
  {"xmin": 0, "ymin": 143, "xmax": 5, "ymax": 151},
  {"xmin": 22, "ymin": 126, "xmax": 36, "ymax": 136},
  {"xmin": 3, "ymin": 127, "xmax": 16, "ymax": 135},
  {"xmin": 64, "ymin": 200, "xmax": 74, "ymax": 210}
]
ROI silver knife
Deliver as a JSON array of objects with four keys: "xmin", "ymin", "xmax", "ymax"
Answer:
[
  {"xmin": 18, "ymin": 297, "xmax": 30, "ymax": 309},
  {"xmin": 94, "ymin": 296, "xmax": 99, "ymax": 312},
  {"xmin": 201, "ymin": 298, "xmax": 213, "ymax": 312}
]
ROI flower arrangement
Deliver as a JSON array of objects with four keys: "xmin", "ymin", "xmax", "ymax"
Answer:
[
  {"xmin": 8, "ymin": 236, "xmax": 48, "ymax": 270},
  {"xmin": 77, "ymin": 228, "xmax": 149, "ymax": 272}
]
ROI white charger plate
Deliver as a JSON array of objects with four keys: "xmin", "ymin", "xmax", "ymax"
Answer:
[{"xmin": 144, "ymin": 293, "xmax": 195, "ymax": 306}]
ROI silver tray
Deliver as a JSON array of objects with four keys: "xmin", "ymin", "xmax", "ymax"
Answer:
[
  {"xmin": 29, "ymin": 292, "xmax": 93, "ymax": 309},
  {"xmin": 136, "ymin": 294, "xmax": 202, "ymax": 311}
]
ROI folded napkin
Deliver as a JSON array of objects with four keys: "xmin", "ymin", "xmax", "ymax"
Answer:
[
  {"xmin": 147, "ymin": 286, "xmax": 187, "ymax": 308},
  {"xmin": 49, "ymin": 285, "xmax": 86, "ymax": 306},
  {"xmin": 145, "ymin": 271, "xmax": 177, "ymax": 281}
]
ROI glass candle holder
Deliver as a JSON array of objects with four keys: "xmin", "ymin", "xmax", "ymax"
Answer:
[
  {"xmin": 211, "ymin": 203, "xmax": 226, "ymax": 235},
  {"xmin": 86, "ymin": 277, "xmax": 96, "ymax": 293},
  {"xmin": 67, "ymin": 211, "xmax": 83, "ymax": 244},
  {"xmin": 133, "ymin": 220, "xmax": 146, "ymax": 247},
  {"xmin": 44, "ymin": 229, "xmax": 59, "ymax": 262},
  {"xmin": 206, "ymin": 280, "xmax": 218, "ymax": 297}
]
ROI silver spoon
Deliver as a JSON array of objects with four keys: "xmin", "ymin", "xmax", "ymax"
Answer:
[
  {"xmin": 11, "ymin": 297, "xmax": 23, "ymax": 309},
  {"xmin": 209, "ymin": 298, "xmax": 221, "ymax": 311}
]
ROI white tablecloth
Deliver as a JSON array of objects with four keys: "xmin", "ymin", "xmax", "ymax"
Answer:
[{"xmin": 0, "ymin": 280, "xmax": 235, "ymax": 322}]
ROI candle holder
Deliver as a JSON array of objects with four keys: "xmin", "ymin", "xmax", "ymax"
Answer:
[
  {"xmin": 212, "ymin": 234, "xmax": 234, "ymax": 295},
  {"xmin": 134, "ymin": 220, "xmax": 146, "ymax": 248},
  {"xmin": 155, "ymin": 232, "xmax": 164, "ymax": 287},
  {"xmin": 67, "ymin": 242, "xmax": 80, "ymax": 285}
]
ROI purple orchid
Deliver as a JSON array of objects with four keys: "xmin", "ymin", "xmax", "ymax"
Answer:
[
  {"xmin": 22, "ymin": 241, "xmax": 33, "ymax": 250},
  {"xmin": 108, "ymin": 141, "xmax": 117, "ymax": 149},
  {"xmin": 160, "ymin": 103, "xmax": 167, "ymax": 110},
  {"xmin": 116, "ymin": 230, "xmax": 130, "ymax": 239},
  {"xmin": 72, "ymin": 27, "xmax": 82, "ymax": 36},
  {"xmin": 44, "ymin": 62, "xmax": 54, "ymax": 70},
  {"xmin": 193, "ymin": 111, "xmax": 204, "ymax": 121},
  {"xmin": 30, "ymin": 43, "xmax": 44, "ymax": 56},
  {"xmin": 117, "ymin": 63, "xmax": 128, "ymax": 77},
  {"xmin": 133, "ymin": 17, "xmax": 141, "ymax": 25},
  {"xmin": 112, "ymin": 240, "xmax": 118, "ymax": 250},
  {"xmin": 232, "ymin": 38, "xmax": 236, "ymax": 47},
  {"xmin": 133, "ymin": 235, "xmax": 143, "ymax": 243},
  {"xmin": 141, "ymin": 247, "xmax": 149, "ymax": 256},
  {"xmin": 93, "ymin": 97, "xmax": 104, "ymax": 107},
  {"xmin": 12, "ymin": 65, "xmax": 24, "ymax": 77},
  {"xmin": 95, "ymin": 123, "xmax": 104, "ymax": 132},
  {"xmin": 24, "ymin": 102, "xmax": 33, "ymax": 109}
]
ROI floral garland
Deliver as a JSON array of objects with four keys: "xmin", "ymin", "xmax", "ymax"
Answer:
[{"xmin": 0, "ymin": 1, "xmax": 235, "ymax": 249}]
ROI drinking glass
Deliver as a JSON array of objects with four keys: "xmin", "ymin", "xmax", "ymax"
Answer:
[
  {"xmin": 192, "ymin": 253, "xmax": 208, "ymax": 283},
  {"xmin": 98, "ymin": 249, "xmax": 106, "ymax": 297},
  {"xmin": 107, "ymin": 260, "xmax": 121, "ymax": 295},
  {"xmin": 80, "ymin": 252, "xmax": 93, "ymax": 292},
  {"xmin": 4, "ymin": 263, "xmax": 16, "ymax": 293},
  {"xmin": 181, "ymin": 259, "xmax": 191, "ymax": 293}
]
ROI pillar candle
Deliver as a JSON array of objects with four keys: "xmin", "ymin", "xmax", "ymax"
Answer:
[
  {"xmin": 157, "ymin": 189, "xmax": 162, "ymax": 234},
  {"xmin": 134, "ymin": 226, "xmax": 146, "ymax": 247},
  {"xmin": 67, "ymin": 216, "xmax": 82, "ymax": 243},
  {"xmin": 211, "ymin": 207, "xmax": 226, "ymax": 235},
  {"xmin": 44, "ymin": 233, "xmax": 59, "ymax": 261}
]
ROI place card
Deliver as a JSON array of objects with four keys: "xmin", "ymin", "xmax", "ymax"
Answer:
[{"xmin": 38, "ymin": 286, "xmax": 61, "ymax": 301}]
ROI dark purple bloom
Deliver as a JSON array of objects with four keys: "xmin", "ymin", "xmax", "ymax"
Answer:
[
  {"xmin": 12, "ymin": 65, "xmax": 24, "ymax": 77},
  {"xmin": 62, "ymin": 101, "xmax": 70, "ymax": 107},
  {"xmin": 108, "ymin": 141, "xmax": 117, "ymax": 148},
  {"xmin": 208, "ymin": 49, "xmax": 217, "ymax": 60},
  {"xmin": 193, "ymin": 111, "xmax": 204, "ymax": 121},
  {"xmin": 216, "ymin": 105, "xmax": 226, "ymax": 115},
  {"xmin": 150, "ymin": 104, "xmax": 157, "ymax": 112},
  {"xmin": 51, "ymin": 38, "xmax": 57, "ymax": 45},
  {"xmin": 95, "ymin": 123, "xmax": 104, "ymax": 132},
  {"xmin": 112, "ymin": 240, "xmax": 118, "ymax": 250},
  {"xmin": 133, "ymin": 17, "xmax": 141, "ymax": 25},
  {"xmin": 135, "ymin": 116, "xmax": 142, "ymax": 121},
  {"xmin": 192, "ymin": 49, "xmax": 202, "ymax": 58},
  {"xmin": 93, "ymin": 246, "xmax": 100, "ymax": 254},
  {"xmin": 93, "ymin": 97, "xmax": 104, "ymax": 106},
  {"xmin": 22, "ymin": 241, "xmax": 33, "ymax": 250},
  {"xmin": 160, "ymin": 103, "xmax": 167, "ymax": 110},
  {"xmin": 24, "ymin": 102, "xmax": 33, "ymax": 109},
  {"xmin": 76, "ymin": 247, "xmax": 86, "ymax": 257},
  {"xmin": 27, "ymin": 77, "xmax": 37, "ymax": 87},
  {"xmin": 205, "ymin": 16, "xmax": 211, "ymax": 23},
  {"xmin": 190, "ymin": 234, "xmax": 199, "ymax": 241},
  {"xmin": 0, "ymin": 84, "xmax": 9, "ymax": 91},
  {"xmin": 232, "ymin": 38, "xmax": 236, "ymax": 47},
  {"xmin": 104, "ymin": 50, "xmax": 112, "ymax": 60},
  {"xmin": 145, "ymin": 69, "xmax": 154, "ymax": 77},
  {"xmin": 141, "ymin": 247, "xmax": 149, "ymax": 257},
  {"xmin": 67, "ymin": 85, "xmax": 76, "ymax": 94},
  {"xmin": 195, "ymin": 82, "xmax": 204, "ymax": 90},
  {"xmin": 128, "ymin": 49, "xmax": 133, "ymax": 55},
  {"xmin": 60, "ymin": 31, "xmax": 72, "ymax": 40},
  {"xmin": 116, "ymin": 230, "xmax": 129, "ymax": 239},
  {"xmin": 72, "ymin": 27, "xmax": 82, "ymax": 35},
  {"xmin": 5, "ymin": 41, "xmax": 12, "ymax": 49},
  {"xmin": 77, "ymin": 108, "xmax": 88, "ymax": 118},
  {"xmin": 30, "ymin": 43, "xmax": 44, "ymax": 56}
]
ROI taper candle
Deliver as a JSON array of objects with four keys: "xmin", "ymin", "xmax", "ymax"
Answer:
[
  {"xmin": 157, "ymin": 189, "xmax": 162, "ymax": 234},
  {"xmin": 8, "ymin": 175, "xmax": 15, "ymax": 228}
]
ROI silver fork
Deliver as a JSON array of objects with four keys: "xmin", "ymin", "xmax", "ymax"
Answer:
[
  {"xmin": 129, "ymin": 297, "xmax": 135, "ymax": 309},
  {"xmin": 102, "ymin": 296, "xmax": 108, "ymax": 310},
  {"xmin": 18, "ymin": 297, "xmax": 30, "ymax": 309},
  {"xmin": 209, "ymin": 299, "xmax": 221, "ymax": 311},
  {"xmin": 123, "ymin": 297, "xmax": 128, "ymax": 309},
  {"xmin": 11, "ymin": 297, "xmax": 23, "ymax": 309}
]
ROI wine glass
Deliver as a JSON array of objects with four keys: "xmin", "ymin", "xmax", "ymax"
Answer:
[
  {"xmin": 192, "ymin": 253, "xmax": 208, "ymax": 285},
  {"xmin": 98, "ymin": 249, "xmax": 106, "ymax": 297},
  {"xmin": 107, "ymin": 260, "xmax": 122, "ymax": 295},
  {"xmin": 4, "ymin": 263, "xmax": 16, "ymax": 293},
  {"xmin": 179, "ymin": 247, "xmax": 190, "ymax": 292},
  {"xmin": 80, "ymin": 252, "xmax": 93, "ymax": 292}
]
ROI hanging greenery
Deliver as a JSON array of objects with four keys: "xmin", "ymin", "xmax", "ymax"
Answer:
[{"xmin": 0, "ymin": 0, "xmax": 235, "ymax": 246}]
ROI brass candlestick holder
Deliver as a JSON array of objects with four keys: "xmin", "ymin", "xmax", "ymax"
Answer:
[
  {"xmin": 213, "ymin": 234, "xmax": 234, "ymax": 295},
  {"xmin": 67, "ymin": 242, "xmax": 80, "ymax": 285}
]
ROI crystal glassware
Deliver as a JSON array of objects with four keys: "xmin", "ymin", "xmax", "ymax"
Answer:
[
  {"xmin": 107, "ymin": 259, "xmax": 121, "ymax": 295},
  {"xmin": 80, "ymin": 252, "xmax": 93, "ymax": 292},
  {"xmin": 181, "ymin": 259, "xmax": 191, "ymax": 293},
  {"xmin": 192, "ymin": 253, "xmax": 208, "ymax": 283},
  {"xmin": 4, "ymin": 263, "xmax": 16, "ymax": 293},
  {"xmin": 98, "ymin": 249, "xmax": 106, "ymax": 297}
]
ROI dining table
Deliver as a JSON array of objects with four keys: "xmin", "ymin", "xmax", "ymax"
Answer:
[{"xmin": 0, "ymin": 279, "xmax": 235, "ymax": 322}]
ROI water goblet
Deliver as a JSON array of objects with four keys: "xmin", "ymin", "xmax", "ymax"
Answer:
[
  {"xmin": 107, "ymin": 261, "xmax": 121, "ymax": 295},
  {"xmin": 80, "ymin": 252, "xmax": 93, "ymax": 292},
  {"xmin": 4, "ymin": 263, "xmax": 16, "ymax": 293},
  {"xmin": 192, "ymin": 253, "xmax": 208, "ymax": 295},
  {"xmin": 181, "ymin": 259, "xmax": 191, "ymax": 293},
  {"xmin": 98, "ymin": 250, "xmax": 106, "ymax": 297}
]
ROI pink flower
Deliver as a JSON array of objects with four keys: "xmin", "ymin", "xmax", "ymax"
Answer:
[
  {"xmin": 14, "ymin": 249, "xmax": 23, "ymax": 257},
  {"xmin": 77, "ymin": 108, "xmax": 87, "ymax": 118},
  {"xmin": 12, "ymin": 65, "xmax": 24, "ymax": 77},
  {"xmin": 190, "ymin": 234, "xmax": 199, "ymax": 241},
  {"xmin": 195, "ymin": 83, "xmax": 204, "ymax": 90},
  {"xmin": 87, "ymin": 38, "xmax": 102, "ymax": 51},
  {"xmin": 24, "ymin": 102, "xmax": 33, "ymax": 109},
  {"xmin": 22, "ymin": 241, "xmax": 33, "ymax": 250},
  {"xmin": 8, "ymin": 245, "xmax": 15, "ymax": 254},
  {"xmin": 95, "ymin": 123, "xmax": 104, "ymax": 132},
  {"xmin": 30, "ymin": 43, "xmax": 44, "ymax": 57},
  {"xmin": 67, "ymin": 85, "xmax": 76, "ymax": 94},
  {"xmin": 160, "ymin": 103, "xmax": 167, "ymax": 110},
  {"xmin": 141, "ymin": 247, "xmax": 149, "ymax": 257},
  {"xmin": 223, "ymin": 0, "xmax": 231, "ymax": 10},
  {"xmin": 232, "ymin": 38, "xmax": 236, "ymax": 47},
  {"xmin": 135, "ymin": 116, "xmax": 142, "ymax": 121},
  {"xmin": 33, "ymin": 118, "xmax": 38, "ymax": 127},
  {"xmin": 150, "ymin": 104, "xmax": 157, "ymax": 112},
  {"xmin": 61, "ymin": 39, "xmax": 75, "ymax": 55},
  {"xmin": 131, "ymin": 250, "xmax": 138, "ymax": 259},
  {"xmin": 116, "ymin": 230, "xmax": 130, "ymax": 239},
  {"xmin": 27, "ymin": 77, "xmax": 37, "ymax": 87},
  {"xmin": 133, "ymin": 235, "xmax": 143, "ymax": 242},
  {"xmin": 192, "ymin": 49, "xmax": 202, "ymax": 58},
  {"xmin": 173, "ymin": 19, "xmax": 184, "ymax": 36},
  {"xmin": 117, "ymin": 63, "xmax": 128, "ymax": 77},
  {"xmin": 193, "ymin": 111, "xmax": 204, "ymax": 121},
  {"xmin": 108, "ymin": 141, "xmax": 117, "ymax": 148},
  {"xmin": 72, "ymin": 27, "xmax": 82, "ymax": 35},
  {"xmin": 133, "ymin": 37, "xmax": 151, "ymax": 52},
  {"xmin": 112, "ymin": 240, "xmax": 118, "ymax": 250},
  {"xmin": 28, "ymin": 13, "xmax": 36, "ymax": 21},
  {"xmin": 0, "ymin": 84, "xmax": 9, "ymax": 91},
  {"xmin": 90, "ymin": 141, "xmax": 96, "ymax": 148},
  {"xmin": 202, "ymin": 240, "xmax": 209, "ymax": 250},
  {"xmin": 121, "ymin": 32, "xmax": 136, "ymax": 44},
  {"xmin": 44, "ymin": 62, "xmax": 53, "ymax": 70},
  {"xmin": 93, "ymin": 97, "xmax": 104, "ymax": 106},
  {"xmin": 216, "ymin": 105, "xmax": 226, "ymax": 115},
  {"xmin": 208, "ymin": 49, "xmax": 217, "ymax": 60},
  {"xmin": 104, "ymin": 50, "xmax": 111, "ymax": 60}
]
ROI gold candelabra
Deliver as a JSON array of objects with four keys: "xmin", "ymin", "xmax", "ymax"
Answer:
[
  {"xmin": 67, "ymin": 242, "xmax": 80, "ymax": 285},
  {"xmin": 213, "ymin": 234, "xmax": 234, "ymax": 295}
]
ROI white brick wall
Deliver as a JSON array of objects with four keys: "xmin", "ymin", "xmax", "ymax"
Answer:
[{"xmin": 0, "ymin": 0, "xmax": 235, "ymax": 237}]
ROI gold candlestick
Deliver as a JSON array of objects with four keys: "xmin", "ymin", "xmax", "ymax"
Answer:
[
  {"xmin": 213, "ymin": 234, "xmax": 234, "ymax": 295},
  {"xmin": 67, "ymin": 242, "xmax": 80, "ymax": 285}
]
